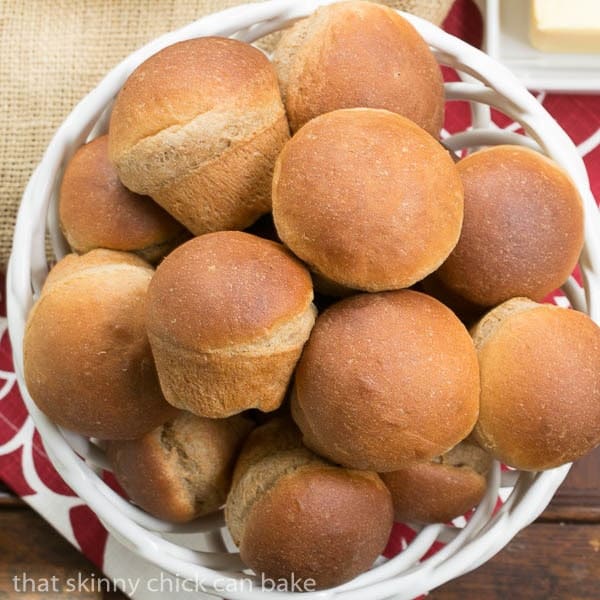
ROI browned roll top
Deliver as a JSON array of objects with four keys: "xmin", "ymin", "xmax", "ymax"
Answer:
[
  {"xmin": 273, "ymin": 108, "xmax": 464, "ymax": 292},
  {"xmin": 381, "ymin": 439, "xmax": 492, "ymax": 523},
  {"xmin": 59, "ymin": 135, "xmax": 184, "ymax": 262},
  {"xmin": 292, "ymin": 290, "xmax": 480, "ymax": 472},
  {"xmin": 273, "ymin": 0, "xmax": 444, "ymax": 135},
  {"xmin": 472, "ymin": 298, "xmax": 600, "ymax": 470},
  {"xmin": 109, "ymin": 37, "xmax": 289, "ymax": 235},
  {"xmin": 436, "ymin": 145, "xmax": 584, "ymax": 306},
  {"xmin": 23, "ymin": 250, "xmax": 175, "ymax": 440},
  {"xmin": 146, "ymin": 231, "xmax": 316, "ymax": 418},
  {"xmin": 225, "ymin": 418, "xmax": 393, "ymax": 590}
]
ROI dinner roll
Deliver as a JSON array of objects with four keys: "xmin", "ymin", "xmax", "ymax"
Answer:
[
  {"xmin": 226, "ymin": 418, "xmax": 393, "ymax": 589},
  {"xmin": 292, "ymin": 290, "xmax": 480, "ymax": 472},
  {"xmin": 380, "ymin": 439, "xmax": 492, "ymax": 523},
  {"xmin": 23, "ymin": 250, "xmax": 175, "ymax": 439},
  {"xmin": 273, "ymin": 0, "xmax": 444, "ymax": 135},
  {"xmin": 146, "ymin": 232, "xmax": 316, "ymax": 418},
  {"xmin": 436, "ymin": 146, "xmax": 584, "ymax": 306},
  {"xmin": 109, "ymin": 37, "xmax": 289, "ymax": 235},
  {"xmin": 59, "ymin": 135, "xmax": 185, "ymax": 263},
  {"xmin": 272, "ymin": 109, "xmax": 464, "ymax": 292},
  {"xmin": 471, "ymin": 298, "xmax": 600, "ymax": 470},
  {"xmin": 106, "ymin": 411, "xmax": 253, "ymax": 522}
]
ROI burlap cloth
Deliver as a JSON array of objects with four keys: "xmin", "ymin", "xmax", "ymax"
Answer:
[{"xmin": 0, "ymin": 0, "xmax": 453, "ymax": 270}]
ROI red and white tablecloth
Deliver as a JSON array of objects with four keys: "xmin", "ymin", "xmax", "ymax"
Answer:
[{"xmin": 1, "ymin": 1, "xmax": 598, "ymax": 598}]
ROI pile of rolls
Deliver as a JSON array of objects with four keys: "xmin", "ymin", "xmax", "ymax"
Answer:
[{"xmin": 23, "ymin": 0, "xmax": 600, "ymax": 590}]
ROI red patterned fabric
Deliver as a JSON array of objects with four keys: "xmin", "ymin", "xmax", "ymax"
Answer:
[{"xmin": 0, "ymin": 0, "xmax": 598, "ymax": 586}]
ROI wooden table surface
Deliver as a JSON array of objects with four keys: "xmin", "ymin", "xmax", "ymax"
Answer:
[{"xmin": 1, "ymin": 448, "xmax": 599, "ymax": 599}]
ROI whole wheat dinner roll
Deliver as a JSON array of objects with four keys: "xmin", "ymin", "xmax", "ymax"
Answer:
[
  {"xmin": 59, "ymin": 135, "xmax": 185, "ymax": 263},
  {"xmin": 272, "ymin": 109, "xmax": 464, "ymax": 292},
  {"xmin": 106, "ymin": 411, "xmax": 253, "ymax": 522},
  {"xmin": 273, "ymin": 0, "xmax": 444, "ymax": 135},
  {"xmin": 109, "ymin": 37, "xmax": 289, "ymax": 235},
  {"xmin": 436, "ymin": 145, "xmax": 584, "ymax": 306},
  {"xmin": 146, "ymin": 231, "xmax": 316, "ymax": 418},
  {"xmin": 471, "ymin": 298, "xmax": 600, "ymax": 471},
  {"xmin": 226, "ymin": 418, "xmax": 393, "ymax": 589},
  {"xmin": 23, "ymin": 250, "xmax": 175, "ymax": 439},
  {"xmin": 292, "ymin": 290, "xmax": 480, "ymax": 472},
  {"xmin": 380, "ymin": 439, "xmax": 492, "ymax": 524}
]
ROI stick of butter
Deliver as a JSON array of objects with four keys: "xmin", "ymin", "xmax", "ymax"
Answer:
[{"xmin": 530, "ymin": 0, "xmax": 600, "ymax": 53}]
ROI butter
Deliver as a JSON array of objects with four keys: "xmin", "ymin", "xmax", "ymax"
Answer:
[{"xmin": 530, "ymin": 0, "xmax": 600, "ymax": 53}]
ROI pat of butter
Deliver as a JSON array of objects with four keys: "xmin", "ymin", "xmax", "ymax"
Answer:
[{"xmin": 530, "ymin": 0, "xmax": 600, "ymax": 53}]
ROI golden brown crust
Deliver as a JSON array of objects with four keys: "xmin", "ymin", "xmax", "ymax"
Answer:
[
  {"xmin": 292, "ymin": 290, "xmax": 480, "ymax": 471},
  {"xmin": 273, "ymin": 0, "xmax": 444, "ymax": 135},
  {"xmin": 272, "ymin": 109, "xmax": 463, "ymax": 292},
  {"xmin": 110, "ymin": 38, "xmax": 279, "ymax": 153},
  {"xmin": 225, "ymin": 419, "xmax": 393, "ymax": 590},
  {"xmin": 146, "ymin": 232, "xmax": 316, "ymax": 417},
  {"xmin": 109, "ymin": 37, "xmax": 289, "ymax": 235},
  {"xmin": 225, "ymin": 418, "xmax": 324, "ymax": 548},
  {"xmin": 106, "ymin": 411, "xmax": 253, "ymax": 522},
  {"xmin": 241, "ymin": 465, "xmax": 393, "ymax": 590},
  {"xmin": 227, "ymin": 447, "xmax": 320, "ymax": 547},
  {"xmin": 472, "ymin": 300, "xmax": 600, "ymax": 470},
  {"xmin": 436, "ymin": 145, "xmax": 584, "ymax": 306},
  {"xmin": 147, "ymin": 231, "xmax": 314, "ymax": 348},
  {"xmin": 24, "ymin": 250, "xmax": 175, "ymax": 440},
  {"xmin": 380, "ymin": 440, "xmax": 492, "ymax": 523},
  {"xmin": 59, "ymin": 135, "xmax": 184, "ymax": 261}
]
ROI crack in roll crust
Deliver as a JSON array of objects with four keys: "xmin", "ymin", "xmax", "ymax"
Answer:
[
  {"xmin": 146, "ymin": 232, "xmax": 316, "ymax": 418},
  {"xmin": 225, "ymin": 419, "xmax": 394, "ymax": 590},
  {"xmin": 109, "ymin": 37, "xmax": 290, "ymax": 235},
  {"xmin": 148, "ymin": 305, "xmax": 317, "ymax": 417}
]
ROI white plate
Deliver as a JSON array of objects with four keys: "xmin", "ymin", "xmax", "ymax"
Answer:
[{"xmin": 482, "ymin": 0, "xmax": 600, "ymax": 91}]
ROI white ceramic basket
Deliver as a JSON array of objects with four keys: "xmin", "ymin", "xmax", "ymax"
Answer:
[{"xmin": 7, "ymin": 1, "xmax": 600, "ymax": 598}]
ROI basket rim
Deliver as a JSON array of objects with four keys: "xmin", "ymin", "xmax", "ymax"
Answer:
[{"xmin": 6, "ymin": 1, "xmax": 599, "ymax": 598}]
